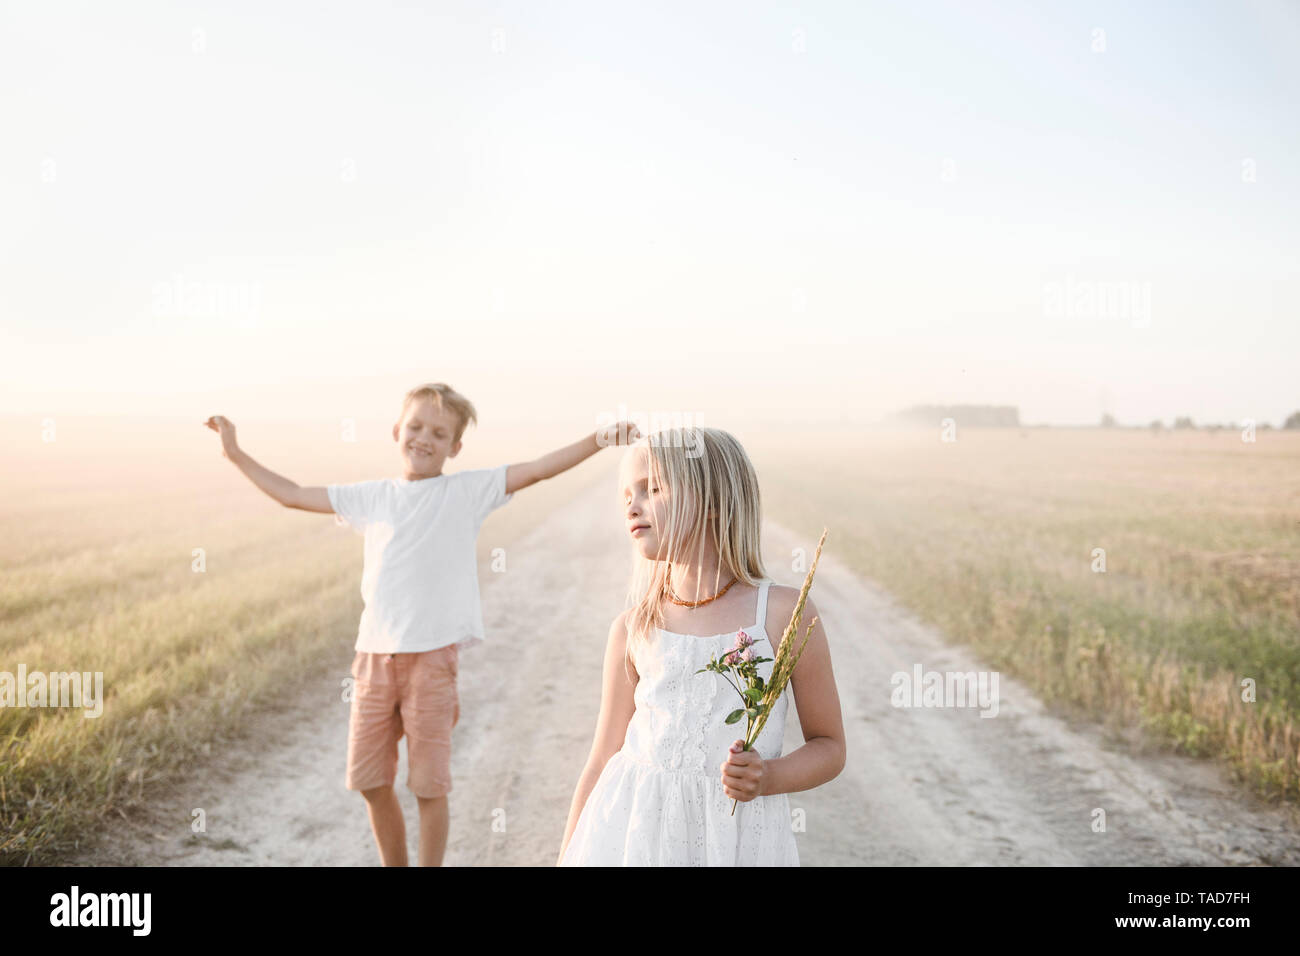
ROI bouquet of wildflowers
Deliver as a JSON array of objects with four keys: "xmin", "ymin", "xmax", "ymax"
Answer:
[{"xmin": 698, "ymin": 528, "xmax": 828, "ymax": 814}]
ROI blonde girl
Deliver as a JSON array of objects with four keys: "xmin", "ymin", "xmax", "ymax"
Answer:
[{"xmin": 557, "ymin": 427, "xmax": 845, "ymax": 866}]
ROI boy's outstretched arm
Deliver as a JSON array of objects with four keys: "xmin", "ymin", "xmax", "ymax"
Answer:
[
  {"xmin": 505, "ymin": 421, "xmax": 641, "ymax": 496},
  {"xmin": 203, "ymin": 415, "xmax": 333, "ymax": 513}
]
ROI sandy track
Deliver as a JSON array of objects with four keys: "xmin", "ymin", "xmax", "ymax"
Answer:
[{"xmin": 75, "ymin": 483, "xmax": 1300, "ymax": 866}]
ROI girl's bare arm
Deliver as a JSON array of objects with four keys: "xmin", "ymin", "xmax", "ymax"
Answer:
[
  {"xmin": 556, "ymin": 612, "xmax": 639, "ymax": 864},
  {"xmin": 757, "ymin": 596, "xmax": 847, "ymax": 797}
]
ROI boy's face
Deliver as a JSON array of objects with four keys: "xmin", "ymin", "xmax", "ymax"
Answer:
[{"xmin": 393, "ymin": 397, "xmax": 462, "ymax": 480}]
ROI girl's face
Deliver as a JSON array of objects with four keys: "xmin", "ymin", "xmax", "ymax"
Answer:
[{"xmin": 620, "ymin": 446, "xmax": 674, "ymax": 561}]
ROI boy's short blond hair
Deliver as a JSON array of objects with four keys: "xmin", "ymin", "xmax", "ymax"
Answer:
[{"xmin": 400, "ymin": 383, "xmax": 478, "ymax": 443}]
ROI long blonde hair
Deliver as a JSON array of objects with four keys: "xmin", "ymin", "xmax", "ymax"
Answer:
[{"xmin": 624, "ymin": 427, "xmax": 766, "ymax": 671}]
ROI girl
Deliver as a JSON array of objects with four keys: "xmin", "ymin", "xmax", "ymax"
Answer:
[{"xmin": 557, "ymin": 427, "xmax": 846, "ymax": 866}]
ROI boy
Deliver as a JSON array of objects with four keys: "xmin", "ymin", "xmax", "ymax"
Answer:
[{"xmin": 204, "ymin": 383, "xmax": 638, "ymax": 866}]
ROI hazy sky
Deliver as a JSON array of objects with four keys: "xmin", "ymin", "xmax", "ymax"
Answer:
[{"xmin": 2, "ymin": 0, "xmax": 1297, "ymax": 429}]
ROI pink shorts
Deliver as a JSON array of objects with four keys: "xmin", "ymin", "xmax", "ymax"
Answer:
[{"xmin": 346, "ymin": 645, "xmax": 460, "ymax": 799}]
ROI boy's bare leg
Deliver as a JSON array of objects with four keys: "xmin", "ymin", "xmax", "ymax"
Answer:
[
  {"xmin": 361, "ymin": 785, "xmax": 408, "ymax": 866},
  {"xmin": 417, "ymin": 795, "xmax": 450, "ymax": 866}
]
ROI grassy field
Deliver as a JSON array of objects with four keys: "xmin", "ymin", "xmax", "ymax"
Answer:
[
  {"xmin": 5, "ymin": 417, "xmax": 1298, "ymax": 864},
  {"xmin": 0, "ymin": 416, "xmax": 612, "ymax": 865},
  {"xmin": 749, "ymin": 425, "xmax": 1300, "ymax": 802}
]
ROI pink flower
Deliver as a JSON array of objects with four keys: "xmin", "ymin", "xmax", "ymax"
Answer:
[
  {"xmin": 741, "ymin": 647, "xmax": 755, "ymax": 662},
  {"xmin": 723, "ymin": 651, "xmax": 740, "ymax": 666},
  {"xmin": 735, "ymin": 629, "xmax": 754, "ymax": 649}
]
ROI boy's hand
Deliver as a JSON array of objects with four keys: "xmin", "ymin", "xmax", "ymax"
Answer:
[
  {"xmin": 505, "ymin": 422, "xmax": 644, "ymax": 495},
  {"xmin": 203, "ymin": 415, "xmax": 240, "ymax": 459},
  {"xmin": 596, "ymin": 420, "xmax": 643, "ymax": 448},
  {"xmin": 200, "ymin": 418, "xmax": 330, "ymax": 512}
]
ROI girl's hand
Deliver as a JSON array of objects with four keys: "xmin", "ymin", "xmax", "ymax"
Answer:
[
  {"xmin": 720, "ymin": 739, "xmax": 764, "ymax": 803},
  {"xmin": 597, "ymin": 421, "xmax": 642, "ymax": 448},
  {"xmin": 203, "ymin": 415, "xmax": 239, "ymax": 459}
]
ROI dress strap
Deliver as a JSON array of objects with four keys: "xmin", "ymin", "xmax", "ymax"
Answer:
[{"xmin": 754, "ymin": 579, "xmax": 772, "ymax": 634}]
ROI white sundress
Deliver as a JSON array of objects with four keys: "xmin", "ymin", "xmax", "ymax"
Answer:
[{"xmin": 560, "ymin": 579, "xmax": 800, "ymax": 866}]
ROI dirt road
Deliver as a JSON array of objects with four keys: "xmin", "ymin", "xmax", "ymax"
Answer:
[{"xmin": 76, "ymin": 481, "xmax": 1300, "ymax": 865}]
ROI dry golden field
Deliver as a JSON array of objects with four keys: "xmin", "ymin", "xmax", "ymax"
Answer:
[
  {"xmin": 4, "ymin": 417, "xmax": 1299, "ymax": 865},
  {"xmin": 0, "ymin": 416, "xmax": 611, "ymax": 864},
  {"xmin": 750, "ymin": 425, "xmax": 1300, "ymax": 803}
]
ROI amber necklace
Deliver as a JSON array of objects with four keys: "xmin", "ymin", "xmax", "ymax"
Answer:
[{"xmin": 665, "ymin": 567, "xmax": 738, "ymax": 608}]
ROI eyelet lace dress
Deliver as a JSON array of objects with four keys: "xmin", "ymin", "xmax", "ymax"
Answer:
[{"xmin": 560, "ymin": 579, "xmax": 799, "ymax": 866}]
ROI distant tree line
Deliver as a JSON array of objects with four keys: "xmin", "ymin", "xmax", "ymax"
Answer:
[
  {"xmin": 887, "ymin": 406, "xmax": 1300, "ymax": 429},
  {"xmin": 1099, "ymin": 412, "xmax": 1300, "ymax": 430}
]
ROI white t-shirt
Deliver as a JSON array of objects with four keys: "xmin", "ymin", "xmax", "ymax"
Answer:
[{"xmin": 327, "ymin": 465, "xmax": 513, "ymax": 654}]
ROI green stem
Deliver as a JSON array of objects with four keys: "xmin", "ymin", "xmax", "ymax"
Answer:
[
  {"xmin": 730, "ymin": 717, "xmax": 756, "ymax": 817},
  {"xmin": 722, "ymin": 671, "xmax": 748, "ymax": 704}
]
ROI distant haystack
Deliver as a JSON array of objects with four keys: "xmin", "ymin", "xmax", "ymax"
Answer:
[{"xmin": 890, "ymin": 404, "xmax": 1020, "ymax": 428}]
